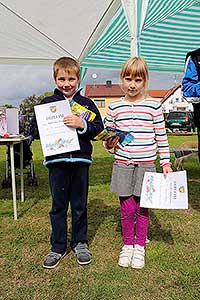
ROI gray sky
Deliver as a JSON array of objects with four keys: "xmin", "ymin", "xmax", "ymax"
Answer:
[{"xmin": 0, "ymin": 64, "xmax": 184, "ymax": 108}]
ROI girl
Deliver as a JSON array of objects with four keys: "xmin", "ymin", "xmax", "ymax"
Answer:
[{"xmin": 104, "ymin": 57, "xmax": 172, "ymax": 269}]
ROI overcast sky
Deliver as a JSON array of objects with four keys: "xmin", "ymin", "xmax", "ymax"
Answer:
[{"xmin": 0, "ymin": 64, "xmax": 184, "ymax": 108}]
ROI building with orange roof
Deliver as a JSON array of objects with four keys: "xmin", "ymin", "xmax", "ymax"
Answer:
[{"xmin": 85, "ymin": 81, "xmax": 168, "ymax": 117}]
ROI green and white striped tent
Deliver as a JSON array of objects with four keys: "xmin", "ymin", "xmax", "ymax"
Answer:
[
  {"xmin": 81, "ymin": 0, "xmax": 200, "ymax": 73},
  {"xmin": 0, "ymin": 0, "xmax": 200, "ymax": 74}
]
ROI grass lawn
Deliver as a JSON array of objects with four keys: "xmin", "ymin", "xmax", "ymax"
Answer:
[{"xmin": 0, "ymin": 134, "xmax": 200, "ymax": 300}]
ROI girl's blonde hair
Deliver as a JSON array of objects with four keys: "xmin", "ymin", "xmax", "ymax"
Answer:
[{"xmin": 120, "ymin": 57, "xmax": 149, "ymax": 90}]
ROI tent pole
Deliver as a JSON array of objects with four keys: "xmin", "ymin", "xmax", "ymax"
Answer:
[
  {"xmin": 122, "ymin": 0, "xmax": 149, "ymax": 57},
  {"xmin": 132, "ymin": 0, "xmax": 138, "ymax": 56},
  {"xmin": 121, "ymin": 0, "xmax": 138, "ymax": 56}
]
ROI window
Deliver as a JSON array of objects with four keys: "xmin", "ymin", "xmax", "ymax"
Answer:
[{"xmin": 94, "ymin": 99, "xmax": 105, "ymax": 108}]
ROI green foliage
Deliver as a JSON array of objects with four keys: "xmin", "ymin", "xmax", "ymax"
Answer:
[
  {"xmin": 19, "ymin": 92, "xmax": 53, "ymax": 118},
  {"xmin": 0, "ymin": 104, "xmax": 16, "ymax": 108},
  {"xmin": 38, "ymin": 91, "xmax": 53, "ymax": 101},
  {"xmin": 18, "ymin": 92, "xmax": 53, "ymax": 134},
  {"xmin": 18, "ymin": 94, "xmax": 40, "ymax": 135},
  {"xmin": 19, "ymin": 94, "xmax": 41, "ymax": 118}
]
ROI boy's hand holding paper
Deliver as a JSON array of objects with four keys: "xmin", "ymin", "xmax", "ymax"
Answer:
[{"xmin": 64, "ymin": 114, "xmax": 84, "ymax": 129}]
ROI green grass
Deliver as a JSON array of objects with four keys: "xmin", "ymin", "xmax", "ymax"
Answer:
[{"xmin": 0, "ymin": 135, "xmax": 200, "ymax": 300}]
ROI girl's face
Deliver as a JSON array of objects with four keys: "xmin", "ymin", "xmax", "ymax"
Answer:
[
  {"xmin": 121, "ymin": 75, "xmax": 145, "ymax": 101},
  {"xmin": 55, "ymin": 68, "xmax": 79, "ymax": 98}
]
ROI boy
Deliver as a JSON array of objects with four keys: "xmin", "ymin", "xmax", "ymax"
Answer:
[{"xmin": 30, "ymin": 57, "xmax": 104, "ymax": 268}]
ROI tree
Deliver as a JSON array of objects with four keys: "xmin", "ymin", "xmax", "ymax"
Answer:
[
  {"xmin": 19, "ymin": 94, "xmax": 40, "ymax": 118},
  {"xmin": 1, "ymin": 104, "xmax": 16, "ymax": 108},
  {"xmin": 19, "ymin": 94, "xmax": 41, "ymax": 135},
  {"xmin": 19, "ymin": 92, "xmax": 53, "ymax": 117},
  {"xmin": 19, "ymin": 92, "xmax": 53, "ymax": 135}
]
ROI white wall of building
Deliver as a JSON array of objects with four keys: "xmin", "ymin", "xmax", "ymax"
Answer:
[{"xmin": 162, "ymin": 87, "xmax": 193, "ymax": 113}]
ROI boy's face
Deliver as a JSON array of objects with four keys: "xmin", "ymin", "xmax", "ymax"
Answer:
[{"xmin": 55, "ymin": 68, "xmax": 79, "ymax": 98}]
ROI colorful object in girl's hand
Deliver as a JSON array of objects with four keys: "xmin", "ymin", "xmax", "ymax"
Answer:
[{"xmin": 95, "ymin": 127, "xmax": 134, "ymax": 146}]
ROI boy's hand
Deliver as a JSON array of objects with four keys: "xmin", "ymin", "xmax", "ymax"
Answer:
[
  {"xmin": 64, "ymin": 114, "xmax": 84, "ymax": 129},
  {"xmin": 105, "ymin": 136, "xmax": 120, "ymax": 149}
]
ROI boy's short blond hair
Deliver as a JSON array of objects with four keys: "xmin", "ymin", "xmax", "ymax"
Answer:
[
  {"xmin": 120, "ymin": 57, "xmax": 149, "ymax": 89},
  {"xmin": 53, "ymin": 57, "xmax": 80, "ymax": 80}
]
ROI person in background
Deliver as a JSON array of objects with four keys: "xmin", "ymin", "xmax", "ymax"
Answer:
[
  {"xmin": 182, "ymin": 48, "xmax": 200, "ymax": 160},
  {"xmin": 104, "ymin": 57, "xmax": 172, "ymax": 269},
  {"xmin": 30, "ymin": 57, "xmax": 103, "ymax": 269}
]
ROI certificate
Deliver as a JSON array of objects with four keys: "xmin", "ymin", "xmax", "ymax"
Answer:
[
  {"xmin": 34, "ymin": 100, "xmax": 80, "ymax": 157},
  {"xmin": 140, "ymin": 171, "xmax": 188, "ymax": 209}
]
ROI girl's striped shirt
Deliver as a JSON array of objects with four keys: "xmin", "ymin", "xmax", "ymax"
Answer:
[{"xmin": 105, "ymin": 97, "xmax": 171, "ymax": 167}]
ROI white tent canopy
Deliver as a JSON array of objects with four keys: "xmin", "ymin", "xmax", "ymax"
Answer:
[
  {"xmin": 0, "ymin": 0, "xmax": 120, "ymax": 64},
  {"xmin": 0, "ymin": 0, "xmax": 200, "ymax": 72}
]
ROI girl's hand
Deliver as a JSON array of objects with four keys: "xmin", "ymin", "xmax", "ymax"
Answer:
[
  {"xmin": 162, "ymin": 164, "xmax": 173, "ymax": 177},
  {"xmin": 64, "ymin": 114, "xmax": 84, "ymax": 129},
  {"xmin": 105, "ymin": 135, "xmax": 120, "ymax": 149}
]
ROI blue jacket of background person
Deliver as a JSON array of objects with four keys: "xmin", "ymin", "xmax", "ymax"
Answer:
[
  {"xmin": 30, "ymin": 88, "xmax": 104, "ymax": 167},
  {"xmin": 182, "ymin": 56, "xmax": 200, "ymax": 103},
  {"xmin": 182, "ymin": 49, "xmax": 200, "ymax": 128}
]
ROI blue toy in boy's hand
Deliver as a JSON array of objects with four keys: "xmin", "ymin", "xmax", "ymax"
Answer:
[{"xmin": 105, "ymin": 127, "xmax": 134, "ymax": 146}]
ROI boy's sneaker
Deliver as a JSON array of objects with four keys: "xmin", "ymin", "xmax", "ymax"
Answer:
[
  {"xmin": 43, "ymin": 251, "xmax": 66, "ymax": 269},
  {"xmin": 74, "ymin": 242, "xmax": 92, "ymax": 265},
  {"xmin": 118, "ymin": 245, "xmax": 134, "ymax": 268},
  {"xmin": 131, "ymin": 244, "xmax": 145, "ymax": 269}
]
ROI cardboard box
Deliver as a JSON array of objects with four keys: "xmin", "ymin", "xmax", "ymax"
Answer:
[{"xmin": 0, "ymin": 107, "xmax": 19, "ymax": 136}]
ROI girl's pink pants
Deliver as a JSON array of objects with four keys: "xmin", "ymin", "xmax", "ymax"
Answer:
[{"xmin": 120, "ymin": 195, "xmax": 149, "ymax": 246}]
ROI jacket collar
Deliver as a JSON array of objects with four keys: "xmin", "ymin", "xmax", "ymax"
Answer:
[{"xmin": 54, "ymin": 87, "xmax": 83, "ymax": 99}]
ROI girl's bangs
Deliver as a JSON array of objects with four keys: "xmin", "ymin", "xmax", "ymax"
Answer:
[{"xmin": 126, "ymin": 61, "xmax": 146, "ymax": 79}]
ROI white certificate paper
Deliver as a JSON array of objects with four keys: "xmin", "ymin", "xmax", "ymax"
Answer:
[
  {"xmin": 34, "ymin": 100, "xmax": 80, "ymax": 157},
  {"xmin": 140, "ymin": 171, "xmax": 188, "ymax": 209}
]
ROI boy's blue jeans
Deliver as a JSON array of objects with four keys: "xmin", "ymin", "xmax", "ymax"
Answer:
[{"xmin": 48, "ymin": 162, "xmax": 89, "ymax": 254}]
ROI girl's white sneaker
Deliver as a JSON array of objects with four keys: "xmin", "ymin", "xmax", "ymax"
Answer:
[
  {"xmin": 131, "ymin": 244, "xmax": 145, "ymax": 269},
  {"xmin": 118, "ymin": 245, "xmax": 134, "ymax": 267}
]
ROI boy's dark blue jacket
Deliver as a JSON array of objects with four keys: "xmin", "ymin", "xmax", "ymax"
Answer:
[{"xmin": 30, "ymin": 88, "xmax": 104, "ymax": 166}]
